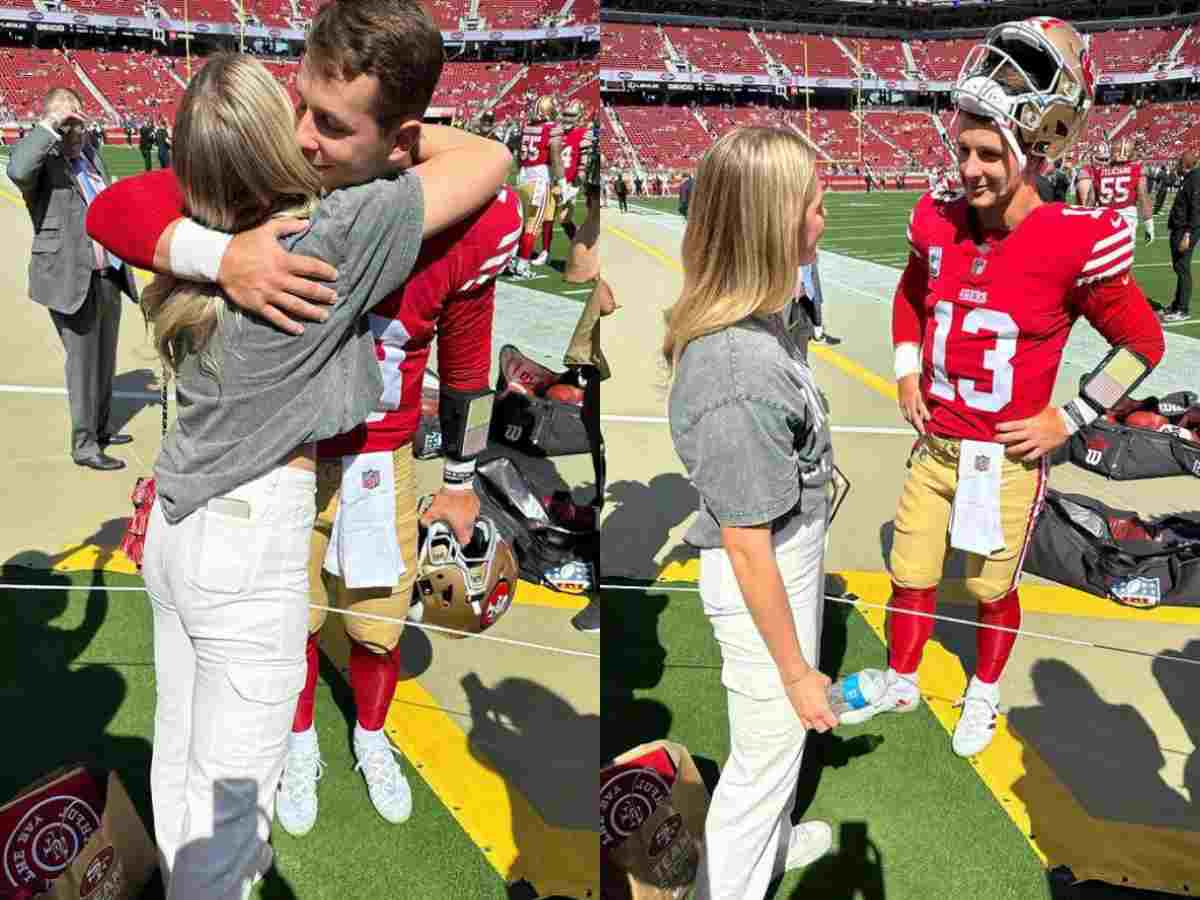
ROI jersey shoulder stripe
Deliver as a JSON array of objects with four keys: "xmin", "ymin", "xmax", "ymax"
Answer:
[{"xmin": 1072, "ymin": 208, "xmax": 1135, "ymax": 286}]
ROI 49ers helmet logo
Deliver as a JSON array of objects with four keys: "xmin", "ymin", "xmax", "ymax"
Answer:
[{"xmin": 3, "ymin": 796, "xmax": 101, "ymax": 891}]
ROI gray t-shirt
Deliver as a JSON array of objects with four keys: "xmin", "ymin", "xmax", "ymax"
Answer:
[
  {"xmin": 155, "ymin": 174, "xmax": 424, "ymax": 523},
  {"xmin": 669, "ymin": 313, "xmax": 835, "ymax": 549}
]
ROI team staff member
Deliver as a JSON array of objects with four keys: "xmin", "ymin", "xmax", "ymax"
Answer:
[
  {"xmin": 665, "ymin": 127, "xmax": 838, "ymax": 900},
  {"xmin": 1165, "ymin": 149, "xmax": 1200, "ymax": 323},
  {"xmin": 844, "ymin": 18, "xmax": 1164, "ymax": 757},
  {"xmin": 8, "ymin": 87, "xmax": 138, "ymax": 471}
]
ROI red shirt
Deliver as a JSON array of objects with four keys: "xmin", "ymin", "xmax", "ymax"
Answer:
[
  {"xmin": 1085, "ymin": 162, "xmax": 1143, "ymax": 209},
  {"xmin": 519, "ymin": 121, "xmax": 561, "ymax": 169},
  {"xmin": 892, "ymin": 192, "xmax": 1164, "ymax": 441},
  {"xmin": 562, "ymin": 125, "xmax": 589, "ymax": 182}
]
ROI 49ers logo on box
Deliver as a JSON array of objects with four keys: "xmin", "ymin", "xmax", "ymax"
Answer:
[
  {"xmin": 600, "ymin": 767, "xmax": 671, "ymax": 850},
  {"xmin": 80, "ymin": 846, "xmax": 116, "ymax": 898},
  {"xmin": 3, "ymin": 795, "xmax": 101, "ymax": 891}
]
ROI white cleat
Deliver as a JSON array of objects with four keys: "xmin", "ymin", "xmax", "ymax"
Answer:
[
  {"xmin": 532, "ymin": 250, "xmax": 549, "ymax": 266},
  {"xmin": 837, "ymin": 668, "xmax": 921, "ymax": 725},
  {"xmin": 354, "ymin": 730, "xmax": 413, "ymax": 825},
  {"xmin": 785, "ymin": 820, "xmax": 833, "ymax": 871},
  {"xmin": 952, "ymin": 676, "xmax": 1000, "ymax": 758},
  {"xmin": 275, "ymin": 735, "xmax": 325, "ymax": 837}
]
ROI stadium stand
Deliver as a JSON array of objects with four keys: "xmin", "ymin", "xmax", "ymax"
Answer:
[
  {"xmin": 476, "ymin": 0, "xmax": 560, "ymax": 29},
  {"xmin": 662, "ymin": 25, "xmax": 768, "ymax": 76},
  {"xmin": 1087, "ymin": 27, "xmax": 1182, "ymax": 74},
  {"xmin": 1179, "ymin": 25, "xmax": 1200, "ymax": 66},
  {"xmin": 599, "ymin": 23, "xmax": 668, "ymax": 70},
  {"xmin": 907, "ymin": 38, "xmax": 973, "ymax": 80},
  {"xmin": 615, "ymin": 104, "xmax": 710, "ymax": 170},
  {"xmin": 757, "ymin": 30, "xmax": 853, "ymax": 77},
  {"xmin": 0, "ymin": 48, "xmax": 108, "ymax": 122},
  {"xmin": 73, "ymin": 50, "xmax": 186, "ymax": 125},
  {"xmin": 425, "ymin": 0, "xmax": 468, "ymax": 29},
  {"xmin": 845, "ymin": 37, "xmax": 908, "ymax": 80}
]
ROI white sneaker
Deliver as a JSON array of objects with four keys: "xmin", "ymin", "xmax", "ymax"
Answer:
[
  {"xmin": 354, "ymin": 728, "xmax": 413, "ymax": 824},
  {"xmin": 532, "ymin": 250, "xmax": 549, "ymax": 266},
  {"xmin": 275, "ymin": 732, "xmax": 325, "ymax": 837},
  {"xmin": 240, "ymin": 843, "xmax": 273, "ymax": 900},
  {"xmin": 952, "ymin": 676, "xmax": 1000, "ymax": 758},
  {"xmin": 837, "ymin": 668, "xmax": 921, "ymax": 725},
  {"xmin": 784, "ymin": 820, "xmax": 833, "ymax": 871}
]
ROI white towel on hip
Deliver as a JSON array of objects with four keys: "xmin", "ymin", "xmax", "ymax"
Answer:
[
  {"xmin": 323, "ymin": 450, "xmax": 405, "ymax": 588},
  {"xmin": 949, "ymin": 440, "xmax": 1006, "ymax": 556}
]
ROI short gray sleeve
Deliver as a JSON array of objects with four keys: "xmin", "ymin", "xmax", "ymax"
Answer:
[
  {"xmin": 688, "ymin": 399, "xmax": 803, "ymax": 529},
  {"xmin": 332, "ymin": 174, "xmax": 425, "ymax": 317}
]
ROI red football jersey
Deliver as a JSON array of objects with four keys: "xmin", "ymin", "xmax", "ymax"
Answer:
[
  {"xmin": 893, "ymin": 193, "xmax": 1156, "ymax": 442},
  {"xmin": 1085, "ymin": 162, "xmax": 1143, "ymax": 209},
  {"xmin": 318, "ymin": 187, "xmax": 523, "ymax": 457},
  {"xmin": 562, "ymin": 125, "xmax": 589, "ymax": 182},
  {"xmin": 519, "ymin": 121, "xmax": 562, "ymax": 169}
]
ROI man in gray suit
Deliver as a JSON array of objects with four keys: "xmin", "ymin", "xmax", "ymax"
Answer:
[{"xmin": 8, "ymin": 87, "xmax": 138, "ymax": 470}]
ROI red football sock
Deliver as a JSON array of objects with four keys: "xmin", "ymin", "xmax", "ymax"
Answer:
[
  {"xmin": 541, "ymin": 221, "xmax": 554, "ymax": 254},
  {"xmin": 350, "ymin": 640, "xmax": 401, "ymax": 731},
  {"xmin": 887, "ymin": 585, "xmax": 937, "ymax": 674},
  {"xmin": 975, "ymin": 590, "xmax": 1021, "ymax": 684},
  {"xmin": 291, "ymin": 632, "xmax": 321, "ymax": 733},
  {"xmin": 518, "ymin": 232, "xmax": 536, "ymax": 260}
]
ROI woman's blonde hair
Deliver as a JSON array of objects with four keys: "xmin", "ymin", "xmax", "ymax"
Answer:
[
  {"xmin": 662, "ymin": 126, "xmax": 819, "ymax": 374},
  {"xmin": 141, "ymin": 53, "xmax": 322, "ymax": 378}
]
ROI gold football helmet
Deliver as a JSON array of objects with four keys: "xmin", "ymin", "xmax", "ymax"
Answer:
[
  {"xmin": 412, "ymin": 516, "xmax": 518, "ymax": 636},
  {"xmin": 1094, "ymin": 141, "xmax": 1112, "ymax": 164},
  {"xmin": 1113, "ymin": 136, "xmax": 1136, "ymax": 163},
  {"xmin": 953, "ymin": 16, "xmax": 1095, "ymax": 163},
  {"xmin": 533, "ymin": 95, "xmax": 558, "ymax": 124}
]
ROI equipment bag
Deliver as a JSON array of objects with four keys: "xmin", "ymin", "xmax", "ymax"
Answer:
[
  {"xmin": 1057, "ymin": 390, "xmax": 1200, "ymax": 480},
  {"xmin": 474, "ymin": 455, "xmax": 599, "ymax": 595},
  {"xmin": 489, "ymin": 345, "xmax": 592, "ymax": 458},
  {"xmin": 1023, "ymin": 488, "xmax": 1200, "ymax": 608}
]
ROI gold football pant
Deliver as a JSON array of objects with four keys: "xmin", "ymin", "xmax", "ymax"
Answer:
[
  {"xmin": 889, "ymin": 435, "xmax": 1048, "ymax": 603},
  {"xmin": 307, "ymin": 445, "xmax": 419, "ymax": 653}
]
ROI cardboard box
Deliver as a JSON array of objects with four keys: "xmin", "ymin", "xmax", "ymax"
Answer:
[
  {"xmin": 601, "ymin": 740, "xmax": 710, "ymax": 900},
  {"xmin": 0, "ymin": 767, "xmax": 157, "ymax": 900}
]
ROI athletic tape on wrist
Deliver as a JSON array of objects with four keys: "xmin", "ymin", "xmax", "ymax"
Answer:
[
  {"xmin": 894, "ymin": 343, "xmax": 921, "ymax": 380},
  {"xmin": 443, "ymin": 458, "xmax": 477, "ymax": 491},
  {"xmin": 169, "ymin": 219, "xmax": 233, "ymax": 283},
  {"xmin": 1060, "ymin": 397, "xmax": 1099, "ymax": 436}
]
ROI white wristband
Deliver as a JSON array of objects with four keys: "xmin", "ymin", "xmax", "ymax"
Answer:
[
  {"xmin": 443, "ymin": 458, "xmax": 477, "ymax": 492},
  {"xmin": 894, "ymin": 343, "xmax": 921, "ymax": 380},
  {"xmin": 169, "ymin": 218, "xmax": 233, "ymax": 283},
  {"xmin": 1060, "ymin": 397, "xmax": 1101, "ymax": 436}
]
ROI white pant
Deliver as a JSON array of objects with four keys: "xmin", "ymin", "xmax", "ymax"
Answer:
[
  {"xmin": 694, "ymin": 509, "xmax": 827, "ymax": 900},
  {"xmin": 142, "ymin": 465, "xmax": 315, "ymax": 900}
]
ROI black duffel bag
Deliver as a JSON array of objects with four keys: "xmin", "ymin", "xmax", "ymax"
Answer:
[
  {"xmin": 472, "ymin": 455, "xmax": 598, "ymax": 595},
  {"xmin": 1023, "ymin": 489, "xmax": 1200, "ymax": 609},
  {"xmin": 489, "ymin": 345, "xmax": 592, "ymax": 458},
  {"xmin": 1056, "ymin": 390, "xmax": 1200, "ymax": 480}
]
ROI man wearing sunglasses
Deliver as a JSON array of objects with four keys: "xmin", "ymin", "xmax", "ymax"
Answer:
[{"xmin": 8, "ymin": 87, "xmax": 137, "ymax": 471}]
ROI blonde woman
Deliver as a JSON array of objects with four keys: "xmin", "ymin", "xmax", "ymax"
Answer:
[
  {"xmin": 129, "ymin": 55, "xmax": 509, "ymax": 899},
  {"xmin": 664, "ymin": 127, "xmax": 838, "ymax": 900}
]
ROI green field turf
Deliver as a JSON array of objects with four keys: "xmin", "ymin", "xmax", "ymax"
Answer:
[
  {"xmin": 602, "ymin": 579, "xmax": 1054, "ymax": 900},
  {"xmin": 0, "ymin": 566, "xmax": 506, "ymax": 900},
  {"xmin": 602, "ymin": 580, "xmax": 1187, "ymax": 900},
  {"xmin": 97, "ymin": 145, "xmax": 591, "ymax": 304},
  {"xmin": 624, "ymin": 191, "xmax": 1200, "ymax": 342}
]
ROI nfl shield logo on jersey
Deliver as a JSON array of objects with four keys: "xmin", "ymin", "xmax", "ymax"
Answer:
[
  {"xmin": 362, "ymin": 469, "xmax": 381, "ymax": 490},
  {"xmin": 929, "ymin": 246, "xmax": 942, "ymax": 277},
  {"xmin": 974, "ymin": 455, "xmax": 989, "ymax": 473},
  {"xmin": 971, "ymin": 257, "xmax": 987, "ymax": 277}
]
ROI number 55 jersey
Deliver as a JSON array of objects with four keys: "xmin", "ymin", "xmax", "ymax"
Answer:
[{"xmin": 893, "ymin": 191, "xmax": 1165, "ymax": 442}]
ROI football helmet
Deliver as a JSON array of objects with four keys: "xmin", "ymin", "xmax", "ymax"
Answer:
[
  {"xmin": 1095, "ymin": 141, "xmax": 1112, "ymax": 164},
  {"xmin": 533, "ymin": 95, "xmax": 558, "ymax": 123},
  {"xmin": 480, "ymin": 109, "xmax": 495, "ymax": 130},
  {"xmin": 953, "ymin": 17, "xmax": 1094, "ymax": 165},
  {"xmin": 412, "ymin": 515, "xmax": 518, "ymax": 636},
  {"xmin": 561, "ymin": 98, "xmax": 585, "ymax": 127}
]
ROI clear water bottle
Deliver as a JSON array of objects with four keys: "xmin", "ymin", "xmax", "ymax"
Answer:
[{"xmin": 828, "ymin": 669, "xmax": 886, "ymax": 718}]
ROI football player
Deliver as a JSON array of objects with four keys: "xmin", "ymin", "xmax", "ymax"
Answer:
[
  {"xmin": 556, "ymin": 98, "xmax": 592, "ymax": 248},
  {"xmin": 514, "ymin": 94, "xmax": 565, "ymax": 275},
  {"xmin": 843, "ymin": 17, "xmax": 1165, "ymax": 757},
  {"xmin": 1076, "ymin": 136, "xmax": 1154, "ymax": 243}
]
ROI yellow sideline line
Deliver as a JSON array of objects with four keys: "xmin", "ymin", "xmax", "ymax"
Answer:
[
  {"xmin": 604, "ymin": 222, "xmax": 897, "ymax": 403},
  {"xmin": 645, "ymin": 563, "xmax": 1200, "ymax": 893}
]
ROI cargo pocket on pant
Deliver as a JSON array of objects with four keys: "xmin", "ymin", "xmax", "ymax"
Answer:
[{"xmin": 224, "ymin": 659, "xmax": 307, "ymax": 764}]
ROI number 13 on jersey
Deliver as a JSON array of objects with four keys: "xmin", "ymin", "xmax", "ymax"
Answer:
[{"xmin": 929, "ymin": 300, "xmax": 1018, "ymax": 413}]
